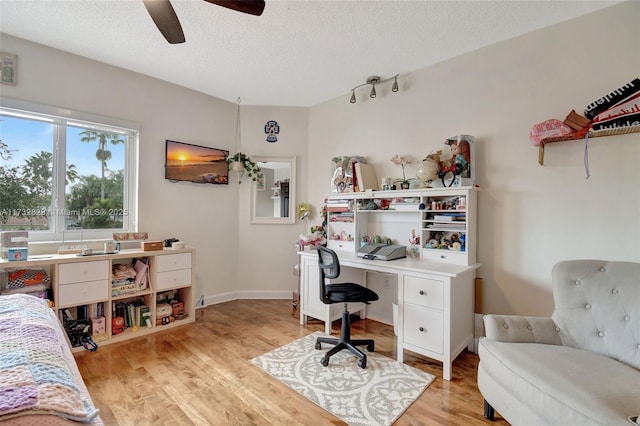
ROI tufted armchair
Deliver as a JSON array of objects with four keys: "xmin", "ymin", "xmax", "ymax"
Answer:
[{"xmin": 478, "ymin": 259, "xmax": 640, "ymax": 426}]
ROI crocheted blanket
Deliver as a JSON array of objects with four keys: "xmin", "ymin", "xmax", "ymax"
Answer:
[{"xmin": 0, "ymin": 294, "xmax": 99, "ymax": 423}]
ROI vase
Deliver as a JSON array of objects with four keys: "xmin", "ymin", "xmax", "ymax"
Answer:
[
  {"xmin": 231, "ymin": 161, "xmax": 243, "ymax": 172},
  {"xmin": 400, "ymin": 181, "xmax": 410, "ymax": 190}
]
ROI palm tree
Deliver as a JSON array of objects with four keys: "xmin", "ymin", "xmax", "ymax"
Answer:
[
  {"xmin": 66, "ymin": 163, "xmax": 80, "ymax": 186},
  {"xmin": 79, "ymin": 130, "xmax": 124, "ymax": 200},
  {"xmin": 22, "ymin": 151, "xmax": 52, "ymax": 199}
]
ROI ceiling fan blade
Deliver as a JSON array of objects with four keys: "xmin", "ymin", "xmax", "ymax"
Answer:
[
  {"xmin": 143, "ymin": 0, "xmax": 186, "ymax": 44},
  {"xmin": 204, "ymin": 0, "xmax": 265, "ymax": 16}
]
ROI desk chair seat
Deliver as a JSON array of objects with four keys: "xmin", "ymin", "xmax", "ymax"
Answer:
[{"xmin": 315, "ymin": 246, "xmax": 379, "ymax": 369}]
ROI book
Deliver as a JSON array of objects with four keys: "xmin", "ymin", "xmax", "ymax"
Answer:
[
  {"xmin": 390, "ymin": 203, "xmax": 420, "ymax": 211},
  {"xmin": 326, "ymin": 200, "xmax": 352, "ymax": 207},
  {"xmin": 134, "ymin": 259, "xmax": 149, "ymax": 290},
  {"xmin": 354, "ymin": 163, "xmax": 379, "ymax": 191},
  {"xmin": 433, "ymin": 213, "xmax": 465, "ymax": 221},
  {"xmin": 428, "ymin": 223, "xmax": 466, "ymax": 230},
  {"xmin": 136, "ymin": 305, "xmax": 152, "ymax": 327},
  {"xmin": 326, "ymin": 206, "xmax": 351, "ymax": 213}
]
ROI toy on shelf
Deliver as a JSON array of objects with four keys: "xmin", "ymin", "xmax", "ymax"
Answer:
[{"xmin": 112, "ymin": 316, "xmax": 125, "ymax": 335}]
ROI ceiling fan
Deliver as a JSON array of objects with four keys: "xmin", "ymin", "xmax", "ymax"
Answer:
[{"xmin": 143, "ymin": 0, "xmax": 265, "ymax": 44}]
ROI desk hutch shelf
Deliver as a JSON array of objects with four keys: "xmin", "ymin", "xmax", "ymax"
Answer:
[
  {"xmin": 301, "ymin": 187, "xmax": 479, "ymax": 380},
  {"xmin": 538, "ymin": 125, "xmax": 640, "ymax": 166},
  {"xmin": 325, "ymin": 187, "xmax": 477, "ymax": 266}
]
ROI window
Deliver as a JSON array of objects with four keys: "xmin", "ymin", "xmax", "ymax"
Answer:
[{"xmin": 0, "ymin": 99, "xmax": 138, "ymax": 242}]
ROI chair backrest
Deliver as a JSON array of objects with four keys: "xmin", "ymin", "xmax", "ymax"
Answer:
[
  {"xmin": 317, "ymin": 246, "xmax": 340, "ymax": 304},
  {"xmin": 551, "ymin": 259, "xmax": 640, "ymax": 370}
]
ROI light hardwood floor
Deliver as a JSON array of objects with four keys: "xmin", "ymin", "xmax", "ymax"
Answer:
[{"xmin": 74, "ymin": 300, "xmax": 509, "ymax": 425}]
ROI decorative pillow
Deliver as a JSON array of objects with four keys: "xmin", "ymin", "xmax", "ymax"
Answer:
[
  {"xmin": 529, "ymin": 119, "xmax": 574, "ymax": 146},
  {"xmin": 7, "ymin": 269, "xmax": 50, "ymax": 289}
]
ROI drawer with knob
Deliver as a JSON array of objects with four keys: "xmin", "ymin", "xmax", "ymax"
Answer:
[
  {"xmin": 421, "ymin": 249, "xmax": 467, "ymax": 265},
  {"xmin": 156, "ymin": 268, "xmax": 191, "ymax": 291},
  {"xmin": 327, "ymin": 240, "xmax": 355, "ymax": 252},
  {"xmin": 155, "ymin": 253, "xmax": 191, "ymax": 273},
  {"xmin": 57, "ymin": 261, "xmax": 109, "ymax": 306},
  {"xmin": 58, "ymin": 260, "xmax": 109, "ymax": 285},
  {"xmin": 58, "ymin": 280, "xmax": 109, "ymax": 306},
  {"xmin": 403, "ymin": 303, "xmax": 443, "ymax": 354},
  {"xmin": 403, "ymin": 275, "xmax": 443, "ymax": 310}
]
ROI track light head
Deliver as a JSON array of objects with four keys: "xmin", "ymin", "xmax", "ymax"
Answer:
[{"xmin": 348, "ymin": 74, "xmax": 399, "ymax": 104}]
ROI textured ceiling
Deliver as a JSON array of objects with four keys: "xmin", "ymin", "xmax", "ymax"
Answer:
[{"xmin": 0, "ymin": 0, "xmax": 623, "ymax": 107}]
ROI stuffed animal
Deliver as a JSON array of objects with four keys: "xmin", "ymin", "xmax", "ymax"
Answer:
[{"xmin": 112, "ymin": 316, "xmax": 125, "ymax": 335}]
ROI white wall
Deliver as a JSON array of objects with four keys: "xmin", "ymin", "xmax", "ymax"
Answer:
[
  {"xmin": 308, "ymin": 1, "xmax": 640, "ymax": 316},
  {"xmin": 0, "ymin": 34, "xmax": 242, "ymax": 304},
  {"xmin": 2, "ymin": 1, "xmax": 638, "ymax": 316},
  {"xmin": 0, "ymin": 34, "xmax": 310, "ymax": 306},
  {"xmin": 235, "ymin": 106, "xmax": 309, "ymax": 298}
]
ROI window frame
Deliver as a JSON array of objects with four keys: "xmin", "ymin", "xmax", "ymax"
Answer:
[{"xmin": 0, "ymin": 98, "xmax": 139, "ymax": 243}]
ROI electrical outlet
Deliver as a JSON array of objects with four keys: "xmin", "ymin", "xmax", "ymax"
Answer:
[{"xmin": 195, "ymin": 295, "xmax": 204, "ymax": 307}]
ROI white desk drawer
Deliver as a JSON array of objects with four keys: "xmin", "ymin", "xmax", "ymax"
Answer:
[
  {"xmin": 404, "ymin": 275, "xmax": 443, "ymax": 310},
  {"xmin": 327, "ymin": 240, "xmax": 355, "ymax": 252},
  {"xmin": 58, "ymin": 280, "xmax": 109, "ymax": 306},
  {"xmin": 58, "ymin": 261, "xmax": 109, "ymax": 285},
  {"xmin": 422, "ymin": 249, "xmax": 466, "ymax": 265},
  {"xmin": 403, "ymin": 304, "xmax": 443, "ymax": 354},
  {"xmin": 155, "ymin": 253, "xmax": 192, "ymax": 273},
  {"xmin": 156, "ymin": 269, "xmax": 191, "ymax": 291}
]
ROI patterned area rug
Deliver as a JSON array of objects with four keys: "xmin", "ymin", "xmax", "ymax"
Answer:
[{"xmin": 251, "ymin": 332, "xmax": 435, "ymax": 426}]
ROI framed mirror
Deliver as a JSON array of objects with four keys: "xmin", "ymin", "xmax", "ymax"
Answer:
[{"xmin": 251, "ymin": 156, "xmax": 296, "ymax": 224}]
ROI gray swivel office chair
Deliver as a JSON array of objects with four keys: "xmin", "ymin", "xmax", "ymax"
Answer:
[{"xmin": 315, "ymin": 246, "xmax": 379, "ymax": 369}]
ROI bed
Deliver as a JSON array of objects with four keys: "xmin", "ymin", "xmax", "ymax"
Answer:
[{"xmin": 0, "ymin": 293, "xmax": 104, "ymax": 425}]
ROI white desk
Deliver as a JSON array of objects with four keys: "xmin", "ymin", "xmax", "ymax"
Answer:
[{"xmin": 299, "ymin": 250, "xmax": 480, "ymax": 380}]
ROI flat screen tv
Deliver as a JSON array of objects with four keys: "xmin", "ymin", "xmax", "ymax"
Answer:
[{"xmin": 165, "ymin": 140, "xmax": 229, "ymax": 184}]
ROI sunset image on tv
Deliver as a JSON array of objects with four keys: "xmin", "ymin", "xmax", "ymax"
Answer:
[{"xmin": 165, "ymin": 140, "xmax": 229, "ymax": 184}]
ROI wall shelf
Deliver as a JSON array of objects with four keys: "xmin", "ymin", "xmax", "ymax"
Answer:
[{"xmin": 538, "ymin": 125, "xmax": 640, "ymax": 165}]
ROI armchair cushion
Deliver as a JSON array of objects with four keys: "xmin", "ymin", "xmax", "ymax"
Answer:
[
  {"xmin": 479, "ymin": 338, "xmax": 640, "ymax": 426},
  {"xmin": 551, "ymin": 260, "xmax": 640, "ymax": 370},
  {"xmin": 483, "ymin": 315, "xmax": 562, "ymax": 345}
]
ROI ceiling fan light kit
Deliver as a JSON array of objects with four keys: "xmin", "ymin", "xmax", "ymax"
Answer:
[
  {"xmin": 349, "ymin": 74, "xmax": 399, "ymax": 104},
  {"xmin": 144, "ymin": 0, "xmax": 265, "ymax": 44}
]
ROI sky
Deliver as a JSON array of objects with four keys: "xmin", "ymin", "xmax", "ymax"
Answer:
[
  {"xmin": 166, "ymin": 140, "xmax": 226, "ymax": 165},
  {"xmin": 0, "ymin": 115, "xmax": 125, "ymax": 182}
]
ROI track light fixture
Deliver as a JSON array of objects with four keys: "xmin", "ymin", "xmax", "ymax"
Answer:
[{"xmin": 349, "ymin": 74, "xmax": 399, "ymax": 103}]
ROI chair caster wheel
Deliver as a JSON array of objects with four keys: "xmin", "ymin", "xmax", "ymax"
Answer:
[
  {"xmin": 315, "ymin": 342, "xmax": 321, "ymax": 350},
  {"xmin": 321, "ymin": 356, "xmax": 329, "ymax": 367},
  {"xmin": 367, "ymin": 343, "xmax": 374, "ymax": 352},
  {"xmin": 358, "ymin": 358, "xmax": 367, "ymax": 369}
]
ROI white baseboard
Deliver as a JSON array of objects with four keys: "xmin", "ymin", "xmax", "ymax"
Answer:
[
  {"xmin": 235, "ymin": 290, "xmax": 292, "ymax": 300},
  {"xmin": 199, "ymin": 290, "xmax": 292, "ymax": 308}
]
